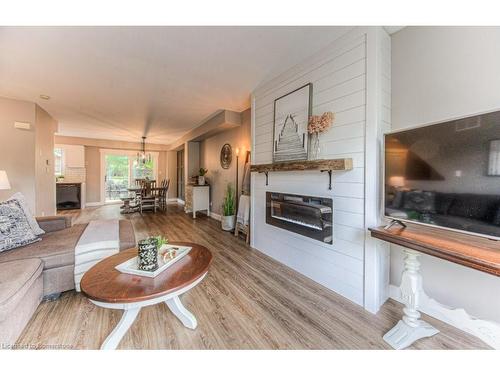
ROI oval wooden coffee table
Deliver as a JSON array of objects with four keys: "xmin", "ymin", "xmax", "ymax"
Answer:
[{"xmin": 80, "ymin": 242, "xmax": 212, "ymax": 349}]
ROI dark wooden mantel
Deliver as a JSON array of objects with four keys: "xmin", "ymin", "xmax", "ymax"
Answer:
[
  {"xmin": 250, "ymin": 158, "xmax": 353, "ymax": 189},
  {"xmin": 369, "ymin": 224, "xmax": 500, "ymax": 276}
]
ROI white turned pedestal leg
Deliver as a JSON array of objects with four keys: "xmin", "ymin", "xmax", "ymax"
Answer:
[
  {"xmin": 384, "ymin": 249, "xmax": 439, "ymax": 349},
  {"xmin": 165, "ymin": 296, "xmax": 198, "ymax": 329},
  {"xmin": 101, "ymin": 307, "xmax": 141, "ymax": 350}
]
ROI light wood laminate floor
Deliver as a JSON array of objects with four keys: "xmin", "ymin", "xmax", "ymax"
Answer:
[{"xmin": 17, "ymin": 204, "xmax": 489, "ymax": 349}]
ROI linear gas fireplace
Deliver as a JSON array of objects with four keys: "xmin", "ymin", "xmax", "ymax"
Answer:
[{"xmin": 266, "ymin": 192, "xmax": 333, "ymax": 244}]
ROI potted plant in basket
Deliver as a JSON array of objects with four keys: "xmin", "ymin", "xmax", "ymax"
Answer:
[
  {"xmin": 198, "ymin": 168, "xmax": 208, "ymax": 185},
  {"xmin": 221, "ymin": 183, "xmax": 236, "ymax": 231}
]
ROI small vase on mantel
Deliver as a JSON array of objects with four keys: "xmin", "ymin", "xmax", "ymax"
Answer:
[
  {"xmin": 308, "ymin": 112, "xmax": 334, "ymax": 160},
  {"xmin": 311, "ymin": 132, "xmax": 321, "ymax": 160}
]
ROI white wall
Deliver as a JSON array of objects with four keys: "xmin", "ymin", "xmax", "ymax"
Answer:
[
  {"xmin": 391, "ymin": 26, "xmax": 500, "ymax": 322},
  {"xmin": 0, "ymin": 97, "xmax": 58, "ymax": 215},
  {"xmin": 0, "ymin": 97, "xmax": 36, "ymax": 210},
  {"xmin": 34, "ymin": 105, "xmax": 58, "ymax": 216},
  {"xmin": 251, "ymin": 28, "xmax": 390, "ymax": 309}
]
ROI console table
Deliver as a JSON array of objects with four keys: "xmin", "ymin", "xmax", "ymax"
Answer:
[
  {"xmin": 185, "ymin": 184, "xmax": 210, "ymax": 219},
  {"xmin": 370, "ymin": 223, "xmax": 500, "ymax": 349}
]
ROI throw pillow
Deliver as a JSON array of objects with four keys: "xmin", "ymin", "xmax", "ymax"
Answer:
[
  {"xmin": 0, "ymin": 198, "xmax": 41, "ymax": 252},
  {"xmin": 8, "ymin": 192, "xmax": 45, "ymax": 236},
  {"xmin": 403, "ymin": 190, "xmax": 437, "ymax": 213}
]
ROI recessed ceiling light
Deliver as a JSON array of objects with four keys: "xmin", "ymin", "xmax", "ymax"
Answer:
[{"xmin": 39, "ymin": 94, "xmax": 50, "ymax": 100}]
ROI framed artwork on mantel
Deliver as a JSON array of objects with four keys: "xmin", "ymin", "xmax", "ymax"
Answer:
[{"xmin": 272, "ymin": 83, "xmax": 312, "ymax": 163}]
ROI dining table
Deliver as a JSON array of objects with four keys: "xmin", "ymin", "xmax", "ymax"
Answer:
[{"xmin": 122, "ymin": 186, "xmax": 168, "ymax": 213}]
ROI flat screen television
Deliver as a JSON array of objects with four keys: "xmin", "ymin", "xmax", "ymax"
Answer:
[{"xmin": 384, "ymin": 110, "xmax": 500, "ymax": 239}]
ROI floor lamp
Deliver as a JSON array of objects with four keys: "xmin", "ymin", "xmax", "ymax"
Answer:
[{"xmin": 235, "ymin": 147, "xmax": 240, "ymax": 221}]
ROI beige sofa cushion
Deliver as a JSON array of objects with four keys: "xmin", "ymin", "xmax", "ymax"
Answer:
[
  {"xmin": 0, "ymin": 220, "xmax": 135, "ymax": 270},
  {"xmin": 37, "ymin": 215, "xmax": 72, "ymax": 233},
  {"xmin": 0, "ymin": 224, "xmax": 86, "ymax": 269},
  {"xmin": 0, "ymin": 258, "xmax": 43, "ymax": 322}
]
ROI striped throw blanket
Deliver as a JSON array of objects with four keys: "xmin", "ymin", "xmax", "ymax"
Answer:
[{"xmin": 74, "ymin": 219, "xmax": 119, "ymax": 292}]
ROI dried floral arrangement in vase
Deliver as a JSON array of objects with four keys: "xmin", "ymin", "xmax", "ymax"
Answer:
[{"xmin": 307, "ymin": 111, "xmax": 334, "ymax": 159}]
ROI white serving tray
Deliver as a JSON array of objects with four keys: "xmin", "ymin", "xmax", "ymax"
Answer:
[{"xmin": 115, "ymin": 245, "xmax": 192, "ymax": 278}]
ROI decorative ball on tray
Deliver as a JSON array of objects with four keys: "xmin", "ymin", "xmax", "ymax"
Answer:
[{"xmin": 154, "ymin": 235, "xmax": 177, "ymax": 263}]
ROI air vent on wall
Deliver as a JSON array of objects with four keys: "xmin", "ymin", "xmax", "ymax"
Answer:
[
  {"xmin": 455, "ymin": 117, "xmax": 481, "ymax": 132},
  {"xmin": 14, "ymin": 121, "xmax": 31, "ymax": 130}
]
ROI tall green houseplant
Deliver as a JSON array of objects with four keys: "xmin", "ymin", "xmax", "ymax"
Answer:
[
  {"xmin": 221, "ymin": 183, "xmax": 236, "ymax": 231},
  {"xmin": 222, "ymin": 183, "xmax": 235, "ymax": 216}
]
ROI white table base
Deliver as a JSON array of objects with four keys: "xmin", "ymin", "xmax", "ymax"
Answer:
[
  {"xmin": 384, "ymin": 249, "xmax": 439, "ymax": 349},
  {"xmin": 91, "ymin": 273, "xmax": 206, "ymax": 350}
]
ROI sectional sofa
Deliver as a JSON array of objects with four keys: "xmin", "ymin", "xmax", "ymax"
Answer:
[{"xmin": 0, "ymin": 216, "xmax": 135, "ymax": 346}]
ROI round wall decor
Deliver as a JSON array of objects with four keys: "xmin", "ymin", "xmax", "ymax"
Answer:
[{"xmin": 220, "ymin": 143, "xmax": 232, "ymax": 169}]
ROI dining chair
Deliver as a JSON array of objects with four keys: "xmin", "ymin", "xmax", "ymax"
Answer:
[
  {"xmin": 137, "ymin": 183, "xmax": 159, "ymax": 213},
  {"xmin": 160, "ymin": 179, "xmax": 170, "ymax": 210}
]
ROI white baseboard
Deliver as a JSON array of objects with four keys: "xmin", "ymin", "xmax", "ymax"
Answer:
[
  {"xmin": 177, "ymin": 199, "xmax": 185, "ymax": 205},
  {"xmin": 389, "ymin": 284, "xmax": 500, "ymax": 349},
  {"xmin": 85, "ymin": 202, "xmax": 102, "ymax": 207},
  {"xmin": 210, "ymin": 212, "xmax": 221, "ymax": 221}
]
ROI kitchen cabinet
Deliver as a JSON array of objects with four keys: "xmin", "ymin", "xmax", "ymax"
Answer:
[{"xmin": 56, "ymin": 144, "xmax": 85, "ymax": 168}]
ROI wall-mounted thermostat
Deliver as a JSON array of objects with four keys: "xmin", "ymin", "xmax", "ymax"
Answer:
[{"xmin": 14, "ymin": 121, "xmax": 31, "ymax": 130}]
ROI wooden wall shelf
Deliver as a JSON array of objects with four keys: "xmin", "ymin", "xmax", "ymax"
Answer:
[
  {"xmin": 250, "ymin": 158, "xmax": 353, "ymax": 189},
  {"xmin": 369, "ymin": 223, "xmax": 500, "ymax": 276},
  {"xmin": 250, "ymin": 158, "xmax": 353, "ymax": 173}
]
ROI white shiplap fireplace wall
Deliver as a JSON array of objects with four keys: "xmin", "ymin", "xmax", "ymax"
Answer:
[{"xmin": 251, "ymin": 27, "xmax": 391, "ymax": 312}]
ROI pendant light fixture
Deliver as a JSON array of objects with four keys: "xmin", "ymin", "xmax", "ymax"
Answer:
[{"xmin": 137, "ymin": 136, "xmax": 152, "ymax": 165}]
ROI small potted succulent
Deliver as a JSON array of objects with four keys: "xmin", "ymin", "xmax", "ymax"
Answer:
[
  {"xmin": 155, "ymin": 235, "xmax": 169, "ymax": 252},
  {"xmin": 198, "ymin": 168, "xmax": 208, "ymax": 185},
  {"xmin": 221, "ymin": 183, "xmax": 236, "ymax": 231}
]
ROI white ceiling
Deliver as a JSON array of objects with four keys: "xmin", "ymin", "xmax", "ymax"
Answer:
[{"xmin": 0, "ymin": 26, "xmax": 354, "ymax": 145}]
